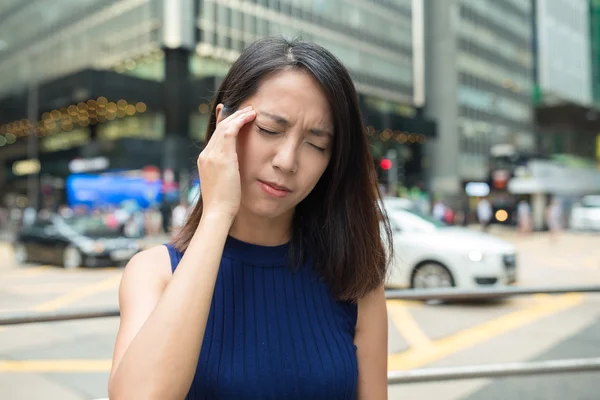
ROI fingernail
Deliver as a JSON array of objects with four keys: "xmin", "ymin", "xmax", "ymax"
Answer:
[{"xmin": 241, "ymin": 106, "xmax": 252, "ymax": 111}]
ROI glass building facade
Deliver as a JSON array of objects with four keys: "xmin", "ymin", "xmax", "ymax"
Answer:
[
  {"xmin": 590, "ymin": 0, "xmax": 600, "ymax": 105},
  {"xmin": 456, "ymin": 0, "xmax": 534, "ymax": 178},
  {"xmin": 0, "ymin": 0, "xmax": 435, "ymax": 204},
  {"xmin": 425, "ymin": 0, "xmax": 534, "ymax": 196}
]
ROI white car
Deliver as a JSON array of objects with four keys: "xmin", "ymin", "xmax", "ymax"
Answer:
[
  {"xmin": 383, "ymin": 205, "xmax": 518, "ymax": 289},
  {"xmin": 569, "ymin": 195, "xmax": 600, "ymax": 231}
]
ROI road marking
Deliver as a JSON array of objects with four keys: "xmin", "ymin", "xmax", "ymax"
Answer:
[
  {"xmin": 0, "ymin": 359, "xmax": 112, "ymax": 372},
  {"xmin": 33, "ymin": 274, "xmax": 122, "ymax": 312},
  {"xmin": 387, "ymin": 300, "xmax": 432, "ymax": 349},
  {"xmin": 388, "ymin": 293, "xmax": 583, "ymax": 371}
]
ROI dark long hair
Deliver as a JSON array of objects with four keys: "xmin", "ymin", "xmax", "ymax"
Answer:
[{"xmin": 173, "ymin": 37, "xmax": 393, "ymax": 301}]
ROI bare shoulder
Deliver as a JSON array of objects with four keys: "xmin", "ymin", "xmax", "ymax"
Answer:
[
  {"xmin": 355, "ymin": 285, "xmax": 387, "ymax": 336},
  {"xmin": 356, "ymin": 285, "xmax": 386, "ymax": 319},
  {"xmin": 120, "ymin": 245, "xmax": 173, "ymax": 293}
]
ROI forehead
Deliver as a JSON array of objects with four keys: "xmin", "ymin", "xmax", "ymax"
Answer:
[{"xmin": 250, "ymin": 69, "xmax": 333, "ymax": 128}]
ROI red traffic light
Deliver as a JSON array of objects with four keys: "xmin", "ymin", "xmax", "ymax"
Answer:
[{"xmin": 380, "ymin": 158, "xmax": 392, "ymax": 170}]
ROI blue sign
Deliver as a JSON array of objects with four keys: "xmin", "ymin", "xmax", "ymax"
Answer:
[{"xmin": 66, "ymin": 174, "xmax": 163, "ymax": 209}]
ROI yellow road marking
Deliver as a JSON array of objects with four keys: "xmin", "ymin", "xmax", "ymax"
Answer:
[
  {"xmin": 388, "ymin": 293, "xmax": 583, "ymax": 371},
  {"xmin": 0, "ymin": 359, "xmax": 112, "ymax": 372},
  {"xmin": 34, "ymin": 274, "xmax": 122, "ymax": 312},
  {"xmin": 387, "ymin": 300, "xmax": 432, "ymax": 349}
]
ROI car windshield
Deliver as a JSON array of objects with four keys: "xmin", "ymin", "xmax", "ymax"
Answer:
[
  {"xmin": 581, "ymin": 196, "xmax": 600, "ymax": 208},
  {"xmin": 57, "ymin": 215, "xmax": 121, "ymax": 237},
  {"xmin": 388, "ymin": 208, "xmax": 447, "ymax": 232}
]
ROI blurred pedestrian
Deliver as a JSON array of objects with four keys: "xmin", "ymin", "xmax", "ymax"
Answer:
[
  {"xmin": 159, "ymin": 201, "xmax": 171, "ymax": 234},
  {"xmin": 460, "ymin": 199, "xmax": 471, "ymax": 226},
  {"xmin": 517, "ymin": 199, "xmax": 532, "ymax": 235},
  {"xmin": 109, "ymin": 37, "xmax": 391, "ymax": 399},
  {"xmin": 546, "ymin": 197, "xmax": 562, "ymax": 243},
  {"xmin": 477, "ymin": 197, "xmax": 492, "ymax": 231},
  {"xmin": 170, "ymin": 199, "xmax": 189, "ymax": 238},
  {"xmin": 432, "ymin": 200, "xmax": 446, "ymax": 221},
  {"xmin": 443, "ymin": 206, "xmax": 455, "ymax": 225},
  {"xmin": 22, "ymin": 206, "xmax": 36, "ymax": 227}
]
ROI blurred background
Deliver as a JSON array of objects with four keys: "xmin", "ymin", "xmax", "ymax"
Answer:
[{"xmin": 0, "ymin": 1, "xmax": 600, "ymax": 399}]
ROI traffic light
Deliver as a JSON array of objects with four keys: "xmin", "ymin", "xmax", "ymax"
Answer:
[{"xmin": 380, "ymin": 158, "xmax": 392, "ymax": 171}]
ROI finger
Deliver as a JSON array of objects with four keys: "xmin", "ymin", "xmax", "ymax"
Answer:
[
  {"xmin": 204, "ymin": 105, "xmax": 252, "ymax": 153},
  {"xmin": 220, "ymin": 105, "xmax": 253, "ymax": 124},
  {"xmin": 222, "ymin": 110, "xmax": 256, "ymax": 155}
]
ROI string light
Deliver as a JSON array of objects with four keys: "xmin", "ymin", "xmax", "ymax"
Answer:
[{"xmin": 136, "ymin": 102, "xmax": 147, "ymax": 113}]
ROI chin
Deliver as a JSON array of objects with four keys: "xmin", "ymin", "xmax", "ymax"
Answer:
[
  {"xmin": 251, "ymin": 204, "xmax": 289, "ymax": 219},
  {"xmin": 243, "ymin": 198, "xmax": 294, "ymax": 220}
]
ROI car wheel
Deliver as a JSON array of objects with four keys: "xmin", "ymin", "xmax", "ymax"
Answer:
[
  {"xmin": 13, "ymin": 243, "xmax": 28, "ymax": 264},
  {"xmin": 411, "ymin": 262, "xmax": 454, "ymax": 289},
  {"xmin": 63, "ymin": 245, "xmax": 82, "ymax": 270}
]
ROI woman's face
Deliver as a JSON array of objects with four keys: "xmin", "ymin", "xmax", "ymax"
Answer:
[{"xmin": 217, "ymin": 69, "xmax": 334, "ymax": 221}]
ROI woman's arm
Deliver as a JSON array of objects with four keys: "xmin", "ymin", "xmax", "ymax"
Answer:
[
  {"xmin": 108, "ymin": 106, "xmax": 257, "ymax": 399},
  {"xmin": 108, "ymin": 212, "xmax": 233, "ymax": 399},
  {"xmin": 355, "ymin": 284, "xmax": 388, "ymax": 400}
]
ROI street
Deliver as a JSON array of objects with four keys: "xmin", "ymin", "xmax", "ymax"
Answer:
[{"xmin": 1, "ymin": 229, "xmax": 599, "ymax": 399}]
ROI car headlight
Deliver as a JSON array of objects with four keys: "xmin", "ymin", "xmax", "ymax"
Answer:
[
  {"xmin": 79, "ymin": 240, "xmax": 105, "ymax": 254},
  {"xmin": 468, "ymin": 251, "xmax": 484, "ymax": 262}
]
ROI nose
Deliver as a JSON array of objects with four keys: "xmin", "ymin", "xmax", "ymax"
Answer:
[{"xmin": 272, "ymin": 136, "xmax": 299, "ymax": 174}]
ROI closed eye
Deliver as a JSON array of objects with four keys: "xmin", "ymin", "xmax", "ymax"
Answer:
[
  {"xmin": 257, "ymin": 125, "xmax": 327, "ymax": 152},
  {"xmin": 257, "ymin": 126, "xmax": 279, "ymax": 135},
  {"xmin": 309, "ymin": 143, "xmax": 327, "ymax": 153}
]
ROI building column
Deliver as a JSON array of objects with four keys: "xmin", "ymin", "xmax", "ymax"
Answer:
[
  {"xmin": 160, "ymin": 0, "xmax": 196, "ymax": 203},
  {"xmin": 161, "ymin": 48, "xmax": 191, "ymax": 179}
]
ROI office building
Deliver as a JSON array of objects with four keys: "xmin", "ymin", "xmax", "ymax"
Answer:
[
  {"xmin": 424, "ymin": 0, "xmax": 534, "ymax": 200},
  {"xmin": 0, "ymin": 0, "xmax": 435, "ymax": 208},
  {"xmin": 532, "ymin": 0, "xmax": 597, "ymax": 161}
]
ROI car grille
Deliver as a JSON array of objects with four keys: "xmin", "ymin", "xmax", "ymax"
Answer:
[{"xmin": 503, "ymin": 254, "xmax": 517, "ymax": 268}]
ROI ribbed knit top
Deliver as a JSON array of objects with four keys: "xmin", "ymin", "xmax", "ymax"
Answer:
[{"xmin": 164, "ymin": 236, "xmax": 358, "ymax": 399}]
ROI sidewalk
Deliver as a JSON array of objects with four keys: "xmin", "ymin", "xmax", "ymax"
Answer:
[{"xmin": 466, "ymin": 223, "xmax": 519, "ymax": 238}]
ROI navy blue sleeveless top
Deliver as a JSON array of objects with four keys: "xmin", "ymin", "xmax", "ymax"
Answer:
[{"xmin": 165, "ymin": 236, "xmax": 358, "ymax": 399}]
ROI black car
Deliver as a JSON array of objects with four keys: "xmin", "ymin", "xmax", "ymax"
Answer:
[{"xmin": 13, "ymin": 213, "xmax": 140, "ymax": 269}]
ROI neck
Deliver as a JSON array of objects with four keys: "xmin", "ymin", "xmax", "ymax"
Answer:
[{"xmin": 229, "ymin": 208, "xmax": 293, "ymax": 246}]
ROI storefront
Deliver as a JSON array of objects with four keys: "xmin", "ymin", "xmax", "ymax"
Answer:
[{"xmin": 358, "ymin": 95, "xmax": 437, "ymax": 192}]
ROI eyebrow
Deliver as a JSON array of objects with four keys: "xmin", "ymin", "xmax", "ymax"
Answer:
[{"xmin": 259, "ymin": 111, "xmax": 333, "ymax": 138}]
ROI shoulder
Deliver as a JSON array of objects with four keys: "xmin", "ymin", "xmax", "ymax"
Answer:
[
  {"xmin": 120, "ymin": 245, "xmax": 173, "ymax": 293},
  {"xmin": 355, "ymin": 285, "xmax": 386, "ymax": 331}
]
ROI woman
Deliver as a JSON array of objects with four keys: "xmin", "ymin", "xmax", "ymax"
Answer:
[{"xmin": 108, "ymin": 37, "xmax": 392, "ymax": 400}]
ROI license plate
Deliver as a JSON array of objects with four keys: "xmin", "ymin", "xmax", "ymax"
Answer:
[
  {"xmin": 111, "ymin": 249, "xmax": 136, "ymax": 260},
  {"xmin": 505, "ymin": 265, "xmax": 516, "ymax": 282}
]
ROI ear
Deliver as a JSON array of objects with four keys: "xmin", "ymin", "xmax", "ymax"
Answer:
[{"xmin": 215, "ymin": 103, "xmax": 226, "ymax": 126}]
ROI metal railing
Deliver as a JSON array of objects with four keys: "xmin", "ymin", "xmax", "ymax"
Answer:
[
  {"xmin": 385, "ymin": 284, "xmax": 600, "ymax": 301},
  {"xmin": 1, "ymin": 284, "xmax": 599, "ymax": 384},
  {"xmin": 388, "ymin": 358, "xmax": 600, "ymax": 384}
]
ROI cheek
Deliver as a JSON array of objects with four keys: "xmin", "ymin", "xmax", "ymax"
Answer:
[{"xmin": 299, "ymin": 153, "xmax": 329, "ymax": 190}]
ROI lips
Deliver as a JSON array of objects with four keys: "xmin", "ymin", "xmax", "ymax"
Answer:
[
  {"xmin": 258, "ymin": 180, "xmax": 292, "ymax": 198},
  {"xmin": 259, "ymin": 180, "xmax": 291, "ymax": 192}
]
